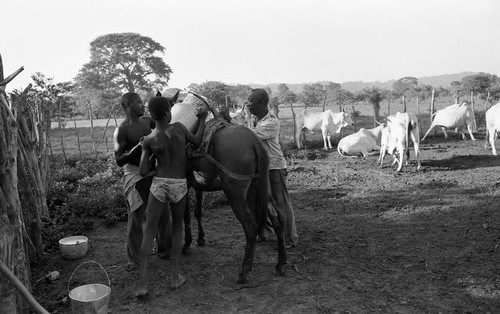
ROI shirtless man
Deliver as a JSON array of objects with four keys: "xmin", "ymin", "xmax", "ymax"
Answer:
[
  {"xmin": 113, "ymin": 92, "xmax": 169, "ymax": 269},
  {"xmin": 136, "ymin": 95, "xmax": 207, "ymax": 297}
]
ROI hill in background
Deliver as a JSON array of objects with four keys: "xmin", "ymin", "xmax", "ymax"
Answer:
[{"xmin": 250, "ymin": 72, "xmax": 479, "ymax": 94}]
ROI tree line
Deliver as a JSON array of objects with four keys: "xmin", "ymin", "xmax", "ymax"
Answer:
[{"xmin": 12, "ymin": 32, "xmax": 500, "ymax": 126}]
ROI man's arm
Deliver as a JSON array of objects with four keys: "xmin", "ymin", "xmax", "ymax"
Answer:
[
  {"xmin": 113, "ymin": 127, "xmax": 141, "ymax": 167},
  {"xmin": 184, "ymin": 112, "xmax": 208, "ymax": 147},
  {"xmin": 139, "ymin": 137, "xmax": 154, "ymax": 177}
]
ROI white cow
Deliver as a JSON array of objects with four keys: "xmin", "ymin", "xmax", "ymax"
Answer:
[
  {"xmin": 229, "ymin": 107, "xmax": 249, "ymax": 126},
  {"xmin": 421, "ymin": 102, "xmax": 476, "ymax": 141},
  {"xmin": 378, "ymin": 124, "xmax": 398, "ymax": 167},
  {"xmin": 337, "ymin": 124, "xmax": 385, "ymax": 157},
  {"xmin": 295, "ymin": 109, "xmax": 353, "ymax": 150},
  {"xmin": 485, "ymin": 103, "xmax": 500, "ymax": 155},
  {"xmin": 379, "ymin": 112, "xmax": 421, "ymax": 172}
]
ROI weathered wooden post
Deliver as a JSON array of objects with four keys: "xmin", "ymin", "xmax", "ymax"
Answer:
[
  {"xmin": 470, "ymin": 91, "xmax": 477, "ymax": 131},
  {"xmin": 351, "ymin": 104, "xmax": 357, "ymax": 132},
  {"xmin": 416, "ymin": 96, "xmax": 422, "ymax": 134},
  {"xmin": 57, "ymin": 99, "xmax": 67, "ymax": 162},
  {"xmin": 430, "ymin": 89, "xmax": 436, "ymax": 136},
  {"xmin": 87, "ymin": 99, "xmax": 98, "ymax": 158},
  {"xmin": 290, "ymin": 103, "xmax": 297, "ymax": 147},
  {"xmin": 402, "ymin": 95, "xmax": 407, "ymax": 113},
  {"xmin": 72, "ymin": 109, "xmax": 83, "ymax": 159}
]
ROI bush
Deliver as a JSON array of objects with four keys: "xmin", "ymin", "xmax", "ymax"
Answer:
[{"xmin": 44, "ymin": 153, "xmax": 127, "ymax": 252}]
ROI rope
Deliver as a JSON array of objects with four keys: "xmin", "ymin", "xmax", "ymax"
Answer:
[{"xmin": 199, "ymin": 152, "xmax": 260, "ymax": 181}]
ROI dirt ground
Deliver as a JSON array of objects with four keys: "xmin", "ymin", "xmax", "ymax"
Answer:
[{"xmin": 31, "ymin": 132, "xmax": 500, "ymax": 314}]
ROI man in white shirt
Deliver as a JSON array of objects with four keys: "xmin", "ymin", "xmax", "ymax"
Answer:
[{"xmin": 247, "ymin": 88, "xmax": 298, "ymax": 248}]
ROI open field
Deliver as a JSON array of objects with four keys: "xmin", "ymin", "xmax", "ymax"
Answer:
[
  {"xmin": 48, "ymin": 96, "xmax": 492, "ymax": 158},
  {"xmin": 33, "ymin": 97, "xmax": 500, "ymax": 313}
]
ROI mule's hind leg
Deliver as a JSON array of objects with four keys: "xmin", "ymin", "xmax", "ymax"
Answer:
[
  {"xmin": 194, "ymin": 189, "xmax": 205, "ymax": 246},
  {"xmin": 223, "ymin": 179, "xmax": 257, "ymax": 284},
  {"xmin": 266, "ymin": 202, "xmax": 287, "ymax": 276}
]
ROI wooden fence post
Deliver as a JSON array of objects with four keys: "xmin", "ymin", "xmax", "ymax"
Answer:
[
  {"xmin": 87, "ymin": 100, "xmax": 98, "ymax": 159},
  {"xmin": 352, "ymin": 105, "xmax": 357, "ymax": 132},
  {"xmin": 416, "ymin": 96, "xmax": 422, "ymax": 135},
  {"xmin": 470, "ymin": 91, "xmax": 477, "ymax": 131},
  {"xmin": 57, "ymin": 99, "xmax": 67, "ymax": 162},
  {"xmin": 402, "ymin": 95, "xmax": 407, "ymax": 113},
  {"xmin": 290, "ymin": 103, "xmax": 297, "ymax": 147},
  {"xmin": 72, "ymin": 109, "xmax": 83, "ymax": 159}
]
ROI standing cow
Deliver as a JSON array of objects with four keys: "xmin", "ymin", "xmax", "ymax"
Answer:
[
  {"xmin": 295, "ymin": 108, "xmax": 353, "ymax": 150},
  {"xmin": 379, "ymin": 112, "xmax": 421, "ymax": 172},
  {"xmin": 485, "ymin": 103, "xmax": 500, "ymax": 155},
  {"xmin": 337, "ymin": 124, "xmax": 384, "ymax": 157},
  {"xmin": 421, "ymin": 102, "xmax": 476, "ymax": 141}
]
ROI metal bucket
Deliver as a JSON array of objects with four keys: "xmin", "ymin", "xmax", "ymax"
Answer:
[{"xmin": 68, "ymin": 261, "xmax": 111, "ymax": 314}]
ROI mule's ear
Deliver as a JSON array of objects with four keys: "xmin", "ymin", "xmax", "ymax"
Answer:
[
  {"xmin": 156, "ymin": 91, "xmax": 162, "ymax": 97},
  {"xmin": 171, "ymin": 90, "xmax": 180, "ymax": 103}
]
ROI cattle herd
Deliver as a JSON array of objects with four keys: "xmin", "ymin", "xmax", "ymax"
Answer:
[
  {"xmin": 330, "ymin": 102, "xmax": 500, "ymax": 171},
  {"xmin": 227, "ymin": 101, "xmax": 500, "ymax": 172},
  {"xmin": 289, "ymin": 102, "xmax": 500, "ymax": 172}
]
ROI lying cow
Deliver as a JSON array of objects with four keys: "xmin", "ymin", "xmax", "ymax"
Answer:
[
  {"xmin": 295, "ymin": 108, "xmax": 353, "ymax": 150},
  {"xmin": 421, "ymin": 102, "xmax": 476, "ymax": 141},
  {"xmin": 485, "ymin": 103, "xmax": 500, "ymax": 155},
  {"xmin": 379, "ymin": 112, "xmax": 421, "ymax": 172},
  {"xmin": 337, "ymin": 124, "xmax": 384, "ymax": 157}
]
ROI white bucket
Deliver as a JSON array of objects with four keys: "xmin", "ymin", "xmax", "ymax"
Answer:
[{"xmin": 68, "ymin": 261, "xmax": 111, "ymax": 314}]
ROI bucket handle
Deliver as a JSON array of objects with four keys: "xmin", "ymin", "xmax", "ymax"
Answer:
[{"xmin": 67, "ymin": 260, "xmax": 111, "ymax": 293}]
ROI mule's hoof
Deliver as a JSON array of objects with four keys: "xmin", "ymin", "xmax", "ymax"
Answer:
[
  {"xmin": 182, "ymin": 246, "xmax": 192, "ymax": 256},
  {"xmin": 197, "ymin": 238, "xmax": 205, "ymax": 246},
  {"xmin": 157, "ymin": 251, "xmax": 172, "ymax": 259},
  {"xmin": 135, "ymin": 287, "xmax": 149, "ymax": 299},
  {"xmin": 236, "ymin": 274, "xmax": 249, "ymax": 284},
  {"xmin": 274, "ymin": 264, "xmax": 286, "ymax": 276},
  {"xmin": 171, "ymin": 274, "xmax": 186, "ymax": 290}
]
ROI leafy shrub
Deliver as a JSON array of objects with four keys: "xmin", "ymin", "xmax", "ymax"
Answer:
[{"xmin": 44, "ymin": 153, "xmax": 127, "ymax": 251}]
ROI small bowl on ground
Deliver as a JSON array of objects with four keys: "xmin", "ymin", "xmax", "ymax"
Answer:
[{"xmin": 59, "ymin": 236, "xmax": 89, "ymax": 260}]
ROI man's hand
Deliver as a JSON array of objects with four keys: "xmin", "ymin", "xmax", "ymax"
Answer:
[{"xmin": 196, "ymin": 110, "xmax": 209, "ymax": 121}]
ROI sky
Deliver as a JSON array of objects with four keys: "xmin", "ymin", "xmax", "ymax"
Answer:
[{"xmin": 1, "ymin": 0, "xmax": 499, "ymax": 91}]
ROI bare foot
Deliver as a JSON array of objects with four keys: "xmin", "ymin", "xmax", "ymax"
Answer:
[
  {"xmin": 171, "ymin": 274, "xmax": 186, "ymax": 290},
  {"xmin": 135, "ymin": 287, "xmax": 148, "ymax": 298},
  {"xmin": 126, "ymin": 261, "xmax": 137, "ymax": 272}
]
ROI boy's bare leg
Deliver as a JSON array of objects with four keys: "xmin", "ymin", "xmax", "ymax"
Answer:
[
  {"xmin": 136, "ymin": 196, "xmax": 169, "ymax": 297},
  {"xmin": 170, "ymin": 195, "xmax": 187, "ymax": 289}
]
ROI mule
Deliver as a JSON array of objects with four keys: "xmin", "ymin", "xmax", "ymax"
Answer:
[{"xmin": 166, "ymin": 91, "xmax": 287, "ymax": 284}]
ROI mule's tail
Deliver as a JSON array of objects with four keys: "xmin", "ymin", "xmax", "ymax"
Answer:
[{"xmin": 253, "ymin": 136, "xmax": 270, "ymax": 234}]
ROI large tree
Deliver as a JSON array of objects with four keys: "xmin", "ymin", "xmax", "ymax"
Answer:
[
  {"xmin": 300, "ymin": 83, "xmax": 324, "ymax": 107},
  {"xmin": 76, "ymin": 33, "xmax": 172, "ymax": 94},
  {"xmin": 229, "ymin": 84, "xmax": 252, "ymax": 108},
  {"xmin": 187, "ymin": 81, "xmax": 231, "ymax": 110},
  {"xmin": 392, "ymin": 77, "xmax": 419, "ymax": 100},
  {"xmin": 461, "ymin": 73, "xmax": 499, "ymax": 101},
  {"xmin": 360, "ymin": 87, "xmax": 385, "ymax": 125}
]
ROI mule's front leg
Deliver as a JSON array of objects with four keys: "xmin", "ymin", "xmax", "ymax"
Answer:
[{"xmin": 182, "ymin": 192, "xmax": 193, "ymax": 255}]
